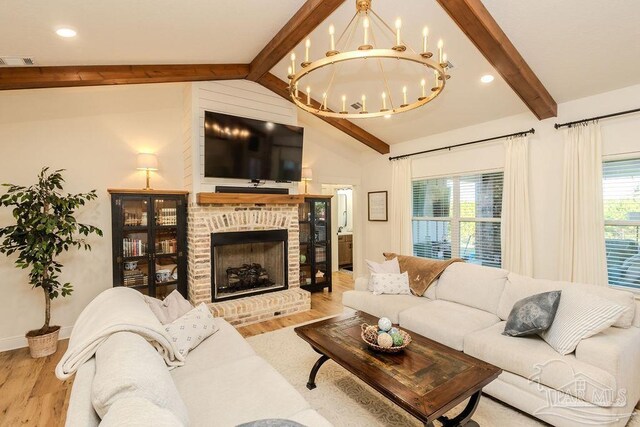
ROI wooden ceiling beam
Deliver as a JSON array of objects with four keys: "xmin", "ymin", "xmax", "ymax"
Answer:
[
  {"xmin": 0, "ymin": 64, "xmax": 249, "ymax": 90},
  {"xmin": 257, "ymin": 73, "xmax": 390, "ymax": 154},
  {"xmin": 246, "ymin": 0, "xmax": 346, "ymax": 82},
  {"xmin": 435, "ymin": 0, "xmax": 557, "ymax": 119}
]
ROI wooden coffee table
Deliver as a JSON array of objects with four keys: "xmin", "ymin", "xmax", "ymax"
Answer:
[{"xmin": 294, "ymin": 311, "xmax": 501, "ymax": 427}]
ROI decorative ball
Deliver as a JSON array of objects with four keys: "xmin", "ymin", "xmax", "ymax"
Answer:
[
  {"xmin": 389, "ymin": 327, "xmax": 399, "ymax": 336},
  {"xmin": 377, "ymin": 333, "xmax": 393, "ymax": 348},
  {"xmin": 377, "ymin": 330, "xmax": 385, "ymax": 335},
  {"xmin": 391, "ymin": 333, "xmax": 404, "ymax": 347},
  {"xmin": 300, "ymin": 254, "xmax": 307, "ymax": 263},
  {"xmin": 378, "ymin": 317, "xmax": 392, "ymax": 332},
  {"xmin": 363, "ymin": 325, "xmax": 378, "ymax": 343}
]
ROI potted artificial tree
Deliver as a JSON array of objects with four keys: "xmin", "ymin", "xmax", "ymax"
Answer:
[{"xmin": 0, "ymin": 168, "xmax": 102, "ymax": 358}]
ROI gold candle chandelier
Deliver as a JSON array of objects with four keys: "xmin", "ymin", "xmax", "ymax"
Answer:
[{"xmin": 287, "ymin": 0, "xmax": 451, "ymax": 120}]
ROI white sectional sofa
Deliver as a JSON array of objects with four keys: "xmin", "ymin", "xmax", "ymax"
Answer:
[
  {"xmin": 343, "ymin": 262, "xmax": 640, "ymax": 427},
  {"xmin": 65, "ymin": 316, "xmax": 332, "ymax": 427}
]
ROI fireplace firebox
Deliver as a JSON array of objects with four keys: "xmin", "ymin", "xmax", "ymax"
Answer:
[{"xmin": 211, "ymin": 229, "xmax": 288, "ymax": 302}]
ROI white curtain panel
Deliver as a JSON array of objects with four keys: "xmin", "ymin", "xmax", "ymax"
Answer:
[
  {"xmin": 501, "ymin": 135, "xmax": 533, "ymax": 276},
  {"xmin": 559, "ymin": 122, "xmax": 608, "ymax": 286},
  {"xmin": 390, "ymin": 158, "xmax": 413, "ymax": 255}
]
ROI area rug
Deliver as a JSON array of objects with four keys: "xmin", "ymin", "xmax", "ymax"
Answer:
[{"xmin": 247, "ymin": 321, "xmax": 547, "ymax": 427}]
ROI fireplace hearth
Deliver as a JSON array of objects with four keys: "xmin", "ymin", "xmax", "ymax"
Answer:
[{"xmin": 211, "ymin": 229, "xmax": 288, "ymax": 302}]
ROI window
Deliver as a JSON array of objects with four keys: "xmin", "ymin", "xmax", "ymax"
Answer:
[
  {"xmin": 412, "ymin": 171, "xmax": 503, "ymax": 267},
  {"xmin": 603, "ymin": 158, "xmax": 640, "ymax": 290}
]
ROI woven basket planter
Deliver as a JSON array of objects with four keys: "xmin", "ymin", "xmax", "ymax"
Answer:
[{"xmin": 26, "ymin": 326, "xmax": 60, "ymax": 358}]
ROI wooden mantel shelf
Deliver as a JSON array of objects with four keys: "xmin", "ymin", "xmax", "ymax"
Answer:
[{"xmin": 196, "ymin": 192, "xmax": 305, "ymax": 205}]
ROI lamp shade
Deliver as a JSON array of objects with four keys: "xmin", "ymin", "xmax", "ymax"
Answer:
[
  {"xmin": 301, "ymin": 167, "xmax": 313, "ymax": 181},
  {"xmin": 137, "ymin": 153, "xmax": 158, "ymax": 171}
]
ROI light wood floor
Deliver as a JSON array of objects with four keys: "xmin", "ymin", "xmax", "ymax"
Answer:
[{"xmin": 0, "ymin": 272, "xmax": 353, "ymax": 427}]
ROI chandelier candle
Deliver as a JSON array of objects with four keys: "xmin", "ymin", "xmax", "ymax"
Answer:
[{"xmin": 287, "ymin": 0, "xmax": 451, "ymax": 120}]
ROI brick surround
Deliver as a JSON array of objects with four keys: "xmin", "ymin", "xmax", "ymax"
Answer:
[{"xmin": 187, "ymin": 203, "xmax": 311, "ymax": 326}]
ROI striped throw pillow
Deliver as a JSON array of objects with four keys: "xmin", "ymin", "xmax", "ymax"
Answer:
[{"xmin": 540, "ymin": 288, "xmax": 628, "ymax": 355}]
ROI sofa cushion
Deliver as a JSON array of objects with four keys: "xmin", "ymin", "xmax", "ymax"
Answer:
[
  {"xmin": 464, "ymin": 321, "xmax": 618, "ymax": 406},
  {"xmin": 498, "ymin": 272, "xmax": 636, "ymax": 328},
  {"xmin": 354, "ymin": 277, "xmax": 438, "ymax": 299},
  {"xmin": 92, "ymin": 332, "xmax": 189, "ymax": 424},
  {"xmin": 173, "ymin": 355, "xmax": 311, "ymax": 426},
  {"xmin": 370, "ymin": 272, "xmax": 411, "ymax": 295},
  {"xmin": 144, "ymin": 290, "xmax": 193, "ymax": 324},
  {"xmin": 436, "ymin": 263, "xmax": 508, "ymax": 314},
  {"xmin": 399, "ymin": 300, "xmax": 500, "ymax": 351},
  {"xmin": 99, "ymin": 397, "xmax": 184, "ymax": 427},
  {"xmin": 503, "ymin": 291, "xmax": 561, "ymax": 337},
  {"xmin": 341, "ymin": 290, "xmax": 426, "ymax": 324}
]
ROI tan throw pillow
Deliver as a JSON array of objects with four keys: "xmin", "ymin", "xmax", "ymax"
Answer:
[
  {"xmin": 383, "ymin": 253, "xmax": 463, "ymax": 296},
  {"xmin": 144, "ymin": 290, "xmax": 193, "ymax": 324}
]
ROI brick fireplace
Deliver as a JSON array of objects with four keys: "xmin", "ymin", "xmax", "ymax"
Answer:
[{"xmin": 187, "ymin": 199, "xmax": 311, "ymax": 326}]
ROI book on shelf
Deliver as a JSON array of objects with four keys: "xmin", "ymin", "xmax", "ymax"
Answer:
[
  {"xmin": 157, "ymin": 208, "xmax": 177, "ymax": 226},
  {"xmin": 123, "ymin": 238, "xmax": 147, "ymax": 257}
]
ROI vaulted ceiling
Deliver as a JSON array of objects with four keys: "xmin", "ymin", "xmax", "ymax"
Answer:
[{"xmin": 1, "ymin": 0, "xmax": 639, "ymax": 150}]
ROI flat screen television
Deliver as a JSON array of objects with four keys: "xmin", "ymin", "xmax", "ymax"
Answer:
[{"xmin": 204, "ymin": 111, "xmax": 304, "ymax": 182}]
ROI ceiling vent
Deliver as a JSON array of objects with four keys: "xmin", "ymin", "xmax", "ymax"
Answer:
[
  {"xmin": 350, "ymin": 102, "xmax": 362, "ymax": 110},
  {"xmin": 0, "ymin": 56, "xmax": 36, "ymax": 66}
]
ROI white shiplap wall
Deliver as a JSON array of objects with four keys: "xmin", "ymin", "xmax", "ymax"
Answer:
[{"xmin": 185, "ymin": 80, "xmax": 299, "ymax": 196}]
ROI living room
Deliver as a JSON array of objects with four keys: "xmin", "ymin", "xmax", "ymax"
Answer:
[{"xmin": 1, "ymin": 1, "xmax": 639, "ymax": 426}]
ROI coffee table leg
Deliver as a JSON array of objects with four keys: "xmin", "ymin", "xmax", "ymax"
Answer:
[
  {"xmin": 434, "ymin": 391, "xmax": 482, "ymax": 427},
  {"xmin": 306, "ymin": 354, "xmax": 330, "ymax": 390}
]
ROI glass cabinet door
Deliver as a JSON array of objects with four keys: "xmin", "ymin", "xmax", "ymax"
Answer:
[
  {"xmin": 298, "ymin": 201, "xmax": 312, "ymax": 287},
  {"xmin": 312, "ymin": 199, "xmax": 329, "ymax": 287},
  {"xmin": 152, "ymin": 198, "xmax": 180, "ymax": 299},
  {"xmin": 119, "ymin": 197, "xmax": 151, "ymax": 295}
]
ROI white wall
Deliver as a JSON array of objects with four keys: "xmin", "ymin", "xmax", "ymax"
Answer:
[
  {"xmin": 360, "ymin": 83, "xmax": 640, "ymax": 281},
  {"xmin": 0, "ymin": 83, "xmax": 186, "ymax": 350}
]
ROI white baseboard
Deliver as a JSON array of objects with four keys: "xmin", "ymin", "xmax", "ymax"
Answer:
[{"xmin": 0, "ymin": 325, "xmax": 73, "ymax": 353}]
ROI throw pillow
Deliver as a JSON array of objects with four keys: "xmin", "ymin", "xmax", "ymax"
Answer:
[
  {"xmin": 503, "ymin": 291, "xmax": 562, "ymax": 337},
  {"xmin": 164, "ymin": 303, "xmax": 219, "ymax": 358},
  {"xmin": 144, "ymin": 290, "xmax": 193, "ymax": 324},
  {"xmin": 383, "ymin": 252, "xmax": 463, "ymax": 296},
  {"xmin": 540, "ymin": 289, "xmax": 629, "ymax": 355},
  {"xmin": 370, "ymin": 272, "xmax": 411, "ymax": 296},
  {"xmin": 366, "ymin": 257, "xmax": 401, "ymax": 274},
  {"xmin": 237, "ymin": 420, "xmax": 306, "ymax": 427}
]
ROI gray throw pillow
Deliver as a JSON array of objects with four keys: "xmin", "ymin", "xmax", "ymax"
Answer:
[
  {"xmin": 503, "ymin": 291, "xmax": 561, "ymax": 337},
  {"xmin": 237, "ymin": 420, "xmax": 306, "ymax": 427}
]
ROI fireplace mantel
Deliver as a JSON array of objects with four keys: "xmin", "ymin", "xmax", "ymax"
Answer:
[{"xmin": 196, "ymin": 192, "xmax": 305, "ymax": 205}]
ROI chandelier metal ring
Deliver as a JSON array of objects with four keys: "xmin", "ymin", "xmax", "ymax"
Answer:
[
  {"xmin": 288, "ymin": 49, "xmax": 447, "ymax": 120},
  {"xmin": 286, "ymin": 0, "xmax": 452, "ymax": 120}
]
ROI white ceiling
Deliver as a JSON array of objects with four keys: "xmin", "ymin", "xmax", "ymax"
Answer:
[
  {"xmin": 1, "ymin": 0, "xmax": 640, "ymax": 146},
  {"xmin": 0, "ymin": 0, "xmax": 305, "ymax": 65},
  {"xmin": 482, "ymin": 0, "xmax": 640, "ymax": 104}
]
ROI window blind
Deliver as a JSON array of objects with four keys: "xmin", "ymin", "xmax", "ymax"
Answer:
[
  {"xmin": 603, "ymin": 158, "xmax": 640, "ymax": 290},
  {"xmin": 412, "ymin": 171, "xmax": 503, "ymax": 267}
]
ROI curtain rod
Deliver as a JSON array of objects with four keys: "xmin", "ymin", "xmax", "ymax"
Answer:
[
  {"xmin": 554, "ymin": 107, "xmax": 640, "ymax": 129},
  {"xmin": 388, "ymin": 128, "xmax": 535, "ymax": 161}
]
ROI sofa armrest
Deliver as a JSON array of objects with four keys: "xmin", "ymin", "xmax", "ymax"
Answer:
[
  {"xmin": 354, "ymin": 277, "xmax": 369, "ymax": 292},
  {"xmin": 575, "ymin": 326, "xmax": 640, "ymax": 405}
]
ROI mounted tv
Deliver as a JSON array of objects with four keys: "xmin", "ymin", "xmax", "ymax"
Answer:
[{"xmin": 204, "ymin": 111, "xmax": 304, "ymax": 182}]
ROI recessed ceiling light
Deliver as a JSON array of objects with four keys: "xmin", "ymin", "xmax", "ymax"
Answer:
[
  {"xmin": 56, "ymin": 28, "xmax": 77, "ymax": 38},
  {"xmin": 384, "ymin": 114, "xmax": 391, "ymax": 119},
  {"xmin": 480, "ymin": 74, "xmax": 494, "ymax": 84}
]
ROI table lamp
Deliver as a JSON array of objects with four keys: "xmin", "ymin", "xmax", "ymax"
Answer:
[
  {"xmin": 137, "ymin": 153, "xmax": 158, "ymax": 190},
  {"xmin": 301, "ymin": 167, "xmax": 313, "ymax": 194}
]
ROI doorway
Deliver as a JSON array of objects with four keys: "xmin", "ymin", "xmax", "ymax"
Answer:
[{"xmin": 322, "ymin": 184, "xmax": 355, "ymax": 274}]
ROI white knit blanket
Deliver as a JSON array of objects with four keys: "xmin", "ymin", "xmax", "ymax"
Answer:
[{"xmin": 55, "ymin": 287, "xmax": 184, "ymax": 380}]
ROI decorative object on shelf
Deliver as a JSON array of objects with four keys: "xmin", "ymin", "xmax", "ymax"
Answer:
[
  {"xmin": 377, "ymin": 316, "xmax": 392, "ymax": 332},
  {"xmin": 0, "ymin": 168, "xmax": 103, "ymax": 358},
  {"xmin": 155, "ymin": 269, "xmax": 171, "ymax": 283},
  {"xmin": 361, "ymin": 322, "xmax": 412, "ymax": 353},
  {"xmin": 124, "ymin": 261, "xmax": 138, "ymax": 271},
  {"xmin": 287, "ymin": 0, "xmax": 451, "ymax": 120},
  {"xmin": 300, "ymin": 254, "xmax": 307, "ymax": 264},
  {"xmin": 137, "ymin": 153, "xmax": 158, "ymax": 190},
  {"xmin": 368, "ymin": 191, "xmax": 388, "ymax": 221},
  {"xmin": 301, "ymin": 167, "xmax": 313, "ymax": 194},
  {"xmin": 315, "ymin": 270, "xmax": 325, "ymax": 278}
]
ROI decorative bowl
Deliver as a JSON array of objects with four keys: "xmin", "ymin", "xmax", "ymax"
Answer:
[
  {"xmin": 124, "ymin": 261, "xmax": 138, "ymax": 271},
  {"xmin": 155, "ymin": 269, "xmax": 171, "ymax": 283},
  {"xmin": 361, "ymin": 323, "xmax": 412, "ymax": 354}
]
